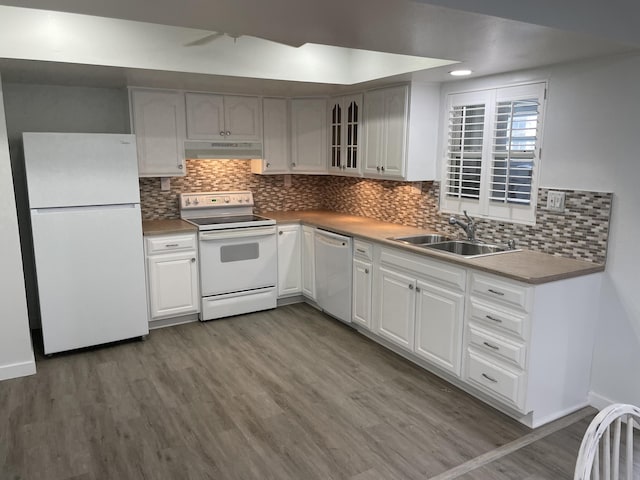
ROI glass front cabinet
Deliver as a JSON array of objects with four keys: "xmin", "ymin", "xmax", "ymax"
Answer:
[{"xmin": 329, "ymin": 94, "xmax": 362, "ymax": 175}]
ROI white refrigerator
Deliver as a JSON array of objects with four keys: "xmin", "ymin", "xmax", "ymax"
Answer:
[{"xmin": 23, "ymin": 132, "xmax": 149, "ymax": 355}]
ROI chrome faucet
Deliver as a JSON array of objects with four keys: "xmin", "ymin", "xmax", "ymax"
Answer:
[{"xmin": 449, "ymin": 210, "xmax": 477, "ymax": 241}]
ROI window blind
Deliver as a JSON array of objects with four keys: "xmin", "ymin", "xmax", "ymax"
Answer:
[{"xmin": 445, "ymin": 103, "xmax": 485, "ymax": 200}]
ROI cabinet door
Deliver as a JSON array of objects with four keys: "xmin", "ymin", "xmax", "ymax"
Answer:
[
  {"xmin": 414, "ymin": 279, "xmax": 465, "ymax": 376},
  {"xmin": 261, "ymin": 98, "xmax": 290, "ymax": 173},
  {"xmin": 185, "ymin": 93, "xmax": 225, "ymax": 140},
  {"xmin": 301, "ymin": 225, "xmax": 316, "ymax": 300},
  {"xmin": 291, "ymin": 98, "xmax": 328, "ymax": 173},
  {"xmin": 328, "ymin": 98, "xmax": 343, "ymax": 174},
  {"xmin": 377, "ymin": 266, "xmax": 415, "ymax": 350},
  {"xmin": 363, "ymin": 89, "xmax": 385, "ymax": 176},
  {"xmin": 352, "ymin": 258, "xmax": 372, "ymax": 329},
  {"xmin": 277, "ymin": 225, "xmax": 302, "ymax": 297},
  {"xmin": 330, "ymin": 94, "xmax": 362, "ymax": 176},
  {"xmin": 224, "ymin": 95, "xmax": 262, "ymax": 141},
  {"xmin": 131, "ymin": 89, "xmax": 186, "ymax": 177},
  {"xmin": 382, "ymin": 85, "xmax": 408, "ymax": 178},
  {"xmin": 147, "ymin": 252, "xmax": 199, "ymax": 319}
]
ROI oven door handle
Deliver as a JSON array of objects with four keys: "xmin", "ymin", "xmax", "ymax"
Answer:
[{"xmin": 199, "ymin": 226, "xmax": 276, "ymax": 241}]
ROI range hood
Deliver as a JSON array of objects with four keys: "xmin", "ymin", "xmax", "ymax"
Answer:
[{"xmin": 184, "ymin": 140, "xmax": 263, "ymax": 160}]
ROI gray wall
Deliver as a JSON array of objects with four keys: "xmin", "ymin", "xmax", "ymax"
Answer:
[{"xmin": 2, "ymin": 83, "xmax": 130, "ymax": 327}]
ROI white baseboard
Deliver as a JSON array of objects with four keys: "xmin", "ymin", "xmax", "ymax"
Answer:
[
  {"xmin": 588, "ymin": 391, "xmax": 618, "ymax": 411},
  {"xmin": 0, "ymin": 359, "xmax": 36, "ymax": 381}
]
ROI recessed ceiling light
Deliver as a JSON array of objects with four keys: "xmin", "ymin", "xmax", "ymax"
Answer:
[{"xmin": 449, "ymin": 69, "xmax": 473, "ymax": 76}]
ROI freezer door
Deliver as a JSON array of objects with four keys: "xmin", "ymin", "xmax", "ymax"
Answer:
[
  {"xmin": 23, "ymin": 132, "xmax": 140, "ymax": 208},
  {"xmin": 30, "ymin": 204, "xmax": 148, "ymax": 354}
]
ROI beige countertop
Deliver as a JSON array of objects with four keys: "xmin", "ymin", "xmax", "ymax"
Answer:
[
  {"xmin": 142, "ymin": 219, "xmax": 197, "ymax": 236},
  {"xmin": 261, "ymin": 210, "xmax": 605, "ymax": 285}
]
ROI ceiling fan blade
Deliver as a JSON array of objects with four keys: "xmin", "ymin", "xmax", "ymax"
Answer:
[{"xmin": 184, "ymin": 32, "xmax": 224, "ymax": 47}]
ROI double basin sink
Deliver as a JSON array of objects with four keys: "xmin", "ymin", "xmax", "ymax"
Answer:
[{"xmin": 389, "ymin": 234, "xmax": 518, "ymax": 259}]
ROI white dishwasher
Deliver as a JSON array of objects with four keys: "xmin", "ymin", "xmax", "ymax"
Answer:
[{"xmin": 314, "ymin": 229, "xmax": 353, "ymax": 324}]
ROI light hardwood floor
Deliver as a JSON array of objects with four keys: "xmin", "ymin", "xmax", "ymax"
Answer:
[{"xmin": 0, "ymin": 303, "xmax": 613, "ymax": 479}]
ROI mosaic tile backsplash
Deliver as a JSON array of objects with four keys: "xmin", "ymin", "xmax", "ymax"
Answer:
[{"xmin": 139, "ymin": 160, "xmax": 612, "ymax": 264}]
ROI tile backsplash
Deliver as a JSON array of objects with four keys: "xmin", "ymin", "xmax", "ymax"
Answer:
[
  {"xmin": 140, "ymin": 160, "xmax": 612, "ymax": 264},
  {"xmin": 139, "ymin": 160, "xmax": 326, "ymax": 219}
]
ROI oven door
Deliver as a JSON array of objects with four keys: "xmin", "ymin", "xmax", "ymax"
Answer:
[{"xmin": 198, "ymin": 226, "xmax": 277, "ymax": 296}]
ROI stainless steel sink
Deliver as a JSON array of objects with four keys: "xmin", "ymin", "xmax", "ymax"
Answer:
[
  {"xmin": 389, "ymin": 235, "xmax": 520, "ymax": 258},
  {"xmin": 425, "ymin": 240, "xmax": 516, "ymax": 258},
  {"xmin": 390, "ymin": 234, "xmax": 451, "ymax": 246}
]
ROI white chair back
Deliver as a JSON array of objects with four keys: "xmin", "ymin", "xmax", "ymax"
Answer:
[{"xmin": 574, "ymin": 403, "xmax": 640, "ymax": 480}]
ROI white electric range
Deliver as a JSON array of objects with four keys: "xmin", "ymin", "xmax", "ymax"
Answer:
[{"xmin": 180, "ymin": 191, "xmax": 277, "ymax": 321}]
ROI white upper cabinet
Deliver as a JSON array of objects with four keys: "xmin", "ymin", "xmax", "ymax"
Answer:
[
  {"xmin": 290, "ymin": 98, "xmax": 328, "ymax": 173},
  {"xmin": 251, "ymin": 98, "xmax": 290, "ymax": 174},
  {"xmin": 363, "ymin": 82, "xmax": 440, "ymax": 181},
  {"xmin": 328, "ymin": 94, "xmax": 362, "ymax": 176},
  {"xmin": 185, "ymin": 93, "xmax": 262, "ymax": 142},
  {"xmin": 130, "ymin": 88, "xmax": 186, "ymax": 177}
]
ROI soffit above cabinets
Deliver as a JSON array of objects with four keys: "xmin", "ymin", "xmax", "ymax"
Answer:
[{"xmin": 0, "ymin": 5, "xmax": 457, "ymax": 86}]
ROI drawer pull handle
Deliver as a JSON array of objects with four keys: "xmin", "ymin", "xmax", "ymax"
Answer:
[
  {"xmin": 488, "ymin": 288, "xmax": 505, "ymax": 296},
  {"xmin": 486, "ymin": 315, "xmax": 503, "ymax": 323},
  {"xmin": 482, "ymin": 373, "xmax": 498, "ymax": 383},
  {"xmin": 165, "ymin": 243, "xmax": 179, "ymax": 247},
  {"xmin": 483, "ymin": 341, "xmax": 499, "ymax": 351},
  {"xmin": 408, "ymin": 284, "xmax": 414, "ymax": 290},
  {"xmin": 191, "ymin": 258, "xmax": 196, "ymax": 263},
  {"xmin": 364, "ymin": 268, "xmax": 369, "ymax": 274},
  {"xmin": 356, "ymin": 248, "xmax": 366, "ymax": 253}
]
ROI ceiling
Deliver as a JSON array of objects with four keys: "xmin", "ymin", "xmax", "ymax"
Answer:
[{"xmin": 0, "ymin": 0, "xmax": 637, "ymax": 93}]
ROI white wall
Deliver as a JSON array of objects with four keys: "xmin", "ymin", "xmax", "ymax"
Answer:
[
  {"xmin": 2, "ymin": 83, "xmax": 129, "ymax": 328},
  {"xmin": 440, "ymin": 53, "xmax": 640, "ymax": 407},
  {"xmin": 0, "ymin": 74, "xmax": 36, "ymax": 380}
]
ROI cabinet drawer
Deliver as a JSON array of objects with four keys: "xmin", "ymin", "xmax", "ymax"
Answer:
[
  {"xmin": 469, "ymin": 299, "xmax": 528, "ymax": 339},
  {"xmin": 353, "ymin": 240, "xmax": 373, "ymax": 260},
  {"xmin": 466, "ymin": 351, "xmax": 525, "ymax": 409},
  {"xmin": 146, "ymin": 234, "xmax": 197, "ymax": 254},
  {"xmin": 470, "ymin": 273, "xmax": 530, "ymax": 311},
  {"xmin": 468, "ymin": 325, "xmax": 526, "ymax": 369}
]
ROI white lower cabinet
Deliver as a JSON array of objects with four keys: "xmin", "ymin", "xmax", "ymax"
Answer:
[
  {"xmin": 461, "ymin": 271, "xmax": 602, "ymax": 427},
  {"xmin": 362, "ymin": 244, "xmax": 601, "ymax": 427},
  {"xmin": 377, "ymin": 266, "xmax": 416, "ymax": 350},
  {"xmin": 277, "ymin": 224, "xmax": 302, "ymax": 297},
  {"xmin": 373, "ymin": 247, "xmax": 466, "ymax": 376},
  {"xmin": 145, "ymin": 233, "xmax": 199, "ymax": 320},
  {"xmin": 414, "ymin": 279, "xmax": 465, "ymax": 375},
  {"xmin": 352, "ymin": 257, "xmax": 372, "ymax": 329},
  {"xmin": 301, "ymin": 225, "xmax": 316, "ymax": 300}
]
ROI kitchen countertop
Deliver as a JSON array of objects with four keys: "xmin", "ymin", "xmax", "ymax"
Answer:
[
  {"xmin": 142, "ymin": 219, "xmax": 197, "ymax": 235},
  {"xmin": 261, "ymin": 210, "xmax": 605, "ymax": 284}
]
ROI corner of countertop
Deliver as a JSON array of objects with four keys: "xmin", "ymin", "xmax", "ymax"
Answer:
[{"xmin": 142, "ymin": 219, "xmax": 198, "ymax": 236}]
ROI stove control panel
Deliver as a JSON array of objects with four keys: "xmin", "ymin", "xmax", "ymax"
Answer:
[{"xmin": 180, "ymin": 191, "xmax": 254, "ymax": 211}]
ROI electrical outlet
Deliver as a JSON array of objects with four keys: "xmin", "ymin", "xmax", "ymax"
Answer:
[{"xmin": 546, "ymin": 190, "xmax": 566, "ymax": 212}]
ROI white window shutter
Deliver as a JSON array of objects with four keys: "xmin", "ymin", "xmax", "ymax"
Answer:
[
  {"xmin": 440, "ymin": 90, "xmax": 491, "ymax": 216},
  {"xmin": 441, "ymin": 83, "xmax": 546, "ymax": 225}
]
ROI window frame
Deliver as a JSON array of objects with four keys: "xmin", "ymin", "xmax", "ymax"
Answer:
[{"xmin": 439, "ymin": 82, "xmax": 547, "ymax": 226}]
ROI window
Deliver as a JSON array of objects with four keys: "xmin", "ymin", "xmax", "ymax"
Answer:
[{"xmin": 440, "ymin": 83, "xmax": 546, "ymax": 225}]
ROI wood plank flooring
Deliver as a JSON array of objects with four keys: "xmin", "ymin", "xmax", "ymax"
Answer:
[{"xmin": 0, "ymin": 303, "xmax": 604, "ymax": 479}]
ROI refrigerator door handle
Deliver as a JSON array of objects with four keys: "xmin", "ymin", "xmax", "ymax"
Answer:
[{"xmin": 31, "ymin": 204, "xmax": 139, "ymax": 215}]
